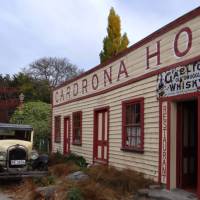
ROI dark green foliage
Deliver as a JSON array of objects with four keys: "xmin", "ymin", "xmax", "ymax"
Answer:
[
  {"xmin": 67, "ymin": 187, "xmax": 84, "ymax": 200},
  {"xmin": 0, "ymin": 57, "xmax": 84, "ymax": 104},
  {"xmin": 66, "ymin": 153, "xmax": 87, "ymax": 168},
  {"xmin": 10, "ymin": 101, "xmax": 51, "ymax": 151},
  {"xmin": 13, "ymin": 73, "xmax": 51, "ymax": 103},
  {"xmin": 0, "ymin": 73, "xmax": 51, "ymax": 103},
  {"xmin": 49, "ymin": 152, "xmax": 87, "ymax": 168},
  {"xmin": 0, "ymin": 74, "xmax": 13, "ymax": 87}
]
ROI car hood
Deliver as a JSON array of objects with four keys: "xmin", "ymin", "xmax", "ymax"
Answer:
[{"xmin": 0, "ymin": 140, "xmax": 32, "ymax": 152}]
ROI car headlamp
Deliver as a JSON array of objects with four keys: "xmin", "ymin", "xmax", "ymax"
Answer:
[
  {"xmin": 0, "ymin": 152, "xmax": 6, "ymax": 161},
  {"xmin": 30, "ymin": 151, "xmax": 39, "ymax": 160}
]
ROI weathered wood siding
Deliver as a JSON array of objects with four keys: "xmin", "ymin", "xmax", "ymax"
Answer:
[{"xmin": 52, "ymin": 9, "xmax": 200, "ymax": 181}]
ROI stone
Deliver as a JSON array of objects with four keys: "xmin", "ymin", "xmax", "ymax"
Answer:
[
  {"xmin": 148, "ymin": 189, "xmax": 198, "ymax": 200},
  {"xmin": 65, "ymin": 171, "xmax": 89, "ymax": 181},
  {"xmin": 35, "ymin": 185, "xmax": 57, "ymax": 200}
]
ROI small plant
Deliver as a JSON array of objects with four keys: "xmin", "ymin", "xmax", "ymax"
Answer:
[
  {"xmin": 66, "ymin": 153, "xmax": 87, "ymax": 168},
  {"xmin": 67, "ymin": 187, "xmax": 84, "ymax": 200},
  {"xmin": 50, "ymin": 162, "xmax": 80, "ymax": 177},
  {"xmin": 48, "ymin": 151, "xmax": 67, "ymax": 166},
  {"xmin": 33, "ymin": 175, "xmax": 55, "ymax": 187},
  {"xmin": 49, "ymin": 152, "xmax": 87, "ymax": 168}
]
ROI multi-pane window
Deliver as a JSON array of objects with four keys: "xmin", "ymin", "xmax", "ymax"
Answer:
[
  {"xmin": 122, "ymin": 98, "xmax": 144, "ymax": 151},
  {"xmin": 72, "ymin": 111, "xmax": 82, "ymax": 145},
  {"xmin": 54, "ymin": 116, "xmax": 61, "ymax": 143}
]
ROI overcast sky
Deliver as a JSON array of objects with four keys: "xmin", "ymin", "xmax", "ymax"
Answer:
[{"xmin": 0, "ymin": 0, "xmax": 200, "ymax": 75}]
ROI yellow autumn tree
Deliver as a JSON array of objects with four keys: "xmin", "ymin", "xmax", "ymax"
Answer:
[{"xmin": 99, "ymin": 7, "xmax": 129, "ymax": 63}]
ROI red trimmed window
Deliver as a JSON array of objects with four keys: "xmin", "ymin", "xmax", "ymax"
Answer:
[
  {"xmin": 54, "ymin": 116, "xmax": 61, "ymax": 143},
  {"xmin": 72, "ymin": 111, "xmax": 82, "ymax": 145},
  {"xmin": 122, "ymin": 98, "xmax": 144, "ymax": 152}
]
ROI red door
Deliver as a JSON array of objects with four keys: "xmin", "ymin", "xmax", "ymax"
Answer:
[
  {"xmin": 177, "ymin": 100, "xmax": 197, "ymax": 189},
  {"xmin": 93, "ymin": 108, "xmax": 109, "ymax": 164},
  {"xmin": 64, "ymin": 117, "xmax": 70, "ymax": 154}
]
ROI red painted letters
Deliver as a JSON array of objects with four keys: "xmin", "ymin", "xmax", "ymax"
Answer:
[
  {"xmin": 146, "ymin": 41, "xmax": 161, "ymax": 69},
  {"xmin": 174, "ymin": 27, "xmax": 192, "ymax": 57},
  {"xmin": 117, "ymin": 60, "xmax": 129, "ymax": 81}
]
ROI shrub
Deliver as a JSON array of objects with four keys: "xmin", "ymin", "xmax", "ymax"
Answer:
[
  {"xmin": 48, "ymin": 151, "xmax": 67, "ymax": 166},
  {"xmin": 49, "ymin": 152, "xmax": 87, "ymax": 168},
  {"xmin": 10, "ymin": 101, "xmax": 51, "ymax": 152},
  {"xmin": 50, "ymin": 162, "xmax": 80, "ymax": 177},
  {"xmin": 66, "ymin": 154, "xmax": 87, "ymax": 168},
  {"xmin": 33, "ymin": 175, "xmax": 55, "ymax": 187},
  {"xmin": 67, "ymin": 187, "xmax": 84, "ymax": 200}
]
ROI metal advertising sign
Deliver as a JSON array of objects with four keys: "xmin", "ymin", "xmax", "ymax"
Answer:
[{"xmin": 157, "ymin": 61, "xmax": 200, "ymax": 97}]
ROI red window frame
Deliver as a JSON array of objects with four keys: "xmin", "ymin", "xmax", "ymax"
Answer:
[
  {"xmin": 121, "ymin": 97, "xmax": 144, "ymax": 152},
  {"xmin": 72, "ymin": 111, "xmax": 82, "ymax": 145},
  {"xmin": 54, "ymin": 115, "xmax": 61, "ymax": 143}
]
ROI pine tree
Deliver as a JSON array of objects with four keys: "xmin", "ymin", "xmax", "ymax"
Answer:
[{"xmin": 100, "ymin": 7, "xmax": 129, "ymax": 63}]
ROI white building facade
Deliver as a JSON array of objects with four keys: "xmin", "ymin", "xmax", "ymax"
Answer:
[{"xmin": 52, "ymin": 7, "xmax": 200, "ymax": 197}]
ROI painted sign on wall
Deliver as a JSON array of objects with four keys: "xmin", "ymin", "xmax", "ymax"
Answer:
[
  {"xmin": 157, "ymin": 61, "xmax": 200, "ymax": 97},
  {"xmin": 161, "ymin": 101, "xmax": 168, "ymax": 184}
]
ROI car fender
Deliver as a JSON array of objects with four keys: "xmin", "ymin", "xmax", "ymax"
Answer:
[{"xmin": 31, "ymin": 154, "xmax": 48, "ymax": 171}]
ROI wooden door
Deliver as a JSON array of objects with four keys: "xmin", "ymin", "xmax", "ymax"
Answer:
[
  {"xmin": 177, "ymin": 101, "xmax": 197, "ymax": 188},
  {"xmin": 93, "ymin": 108, "xmax": 109, "ymax": 164},
  {"xmin": 64, "ymin": 117, "xmax": 70, "ymax": 154}
]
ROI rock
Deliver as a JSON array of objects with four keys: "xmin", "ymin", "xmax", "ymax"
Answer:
[
  {"xmin": 35, "ymin": 185, "xmax": 57, "ymax": 200},
  {"xmin": 66, "ymin": 171, "xmax": 89, "ymax": 181},
  {"xmin": 148, "ymin": 189, "xmax": 198, "ymax": 200}
]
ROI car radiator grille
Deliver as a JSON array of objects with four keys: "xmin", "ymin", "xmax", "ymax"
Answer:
[{"xmin": 8, "ymin": 147, "xmax": 27, "ymax": 168}]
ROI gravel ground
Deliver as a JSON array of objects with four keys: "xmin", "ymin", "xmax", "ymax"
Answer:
[{"xmin": 0, "ymin": 192, "xmax": 12, "ymax": 200}]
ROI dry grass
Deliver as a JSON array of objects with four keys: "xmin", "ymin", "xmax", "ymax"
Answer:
[
  {"xmin": 57, "ymin": 165, "xmax": 153, "ymax": 200},
  {"xmin": 1, "ymin": 162, "xmax": 154, "ymax": 200},
  {"xmin": 78, "ymin": 179, "xmax": 119, "ymax": 200},
  {"xmin": 50, "ymin": 162, "xmax": 80, "ymax": 177},
  {"xmin": 3, "ymin": 179, "xmax": 36, "ymax": 200},
  {"xmin": 86, "ymin": 165, "xmax": 153, "ymax": 194}
]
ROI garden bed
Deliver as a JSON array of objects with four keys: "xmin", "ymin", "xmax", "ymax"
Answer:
[{"xmin": 1, "ymin": 153, "xmax": 154, "ymax": 200}]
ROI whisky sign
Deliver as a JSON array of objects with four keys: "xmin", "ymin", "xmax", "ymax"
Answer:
[{"xmin": 157, "ymin": 61, "xmax": 200, "ymax": 97}]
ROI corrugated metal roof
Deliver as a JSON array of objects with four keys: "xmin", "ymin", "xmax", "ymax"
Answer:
[{"xmin": 0, "ymin": 123, "xmax": 33, "ymax": 131}]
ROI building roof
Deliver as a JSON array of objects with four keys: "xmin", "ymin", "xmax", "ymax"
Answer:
[
  {"xmin": 53, "ymin": 6, "xmax": 200, "ymax": 91},
  {"xmin": 0, "ymin": 123, "xmax": 33, "ymax": 131}
]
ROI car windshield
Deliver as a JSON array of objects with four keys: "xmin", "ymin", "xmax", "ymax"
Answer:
[{"xmin": 0, "ymin": 129, "xmax": 31, "ymax": 141}]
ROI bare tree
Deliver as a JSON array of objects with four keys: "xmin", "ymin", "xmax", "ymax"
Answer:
[{"xmin": 23, "ymin": 57, "xmax": 84, "ymax": 88}]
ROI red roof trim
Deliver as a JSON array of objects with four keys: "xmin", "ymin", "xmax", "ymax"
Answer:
[
  {"xmin": 53, "ymin": 6, "xmax": 200, "ymax": 91},
  {"xmin": 53, "ymin": 54, "xmax": 200, "ymax": 108}
]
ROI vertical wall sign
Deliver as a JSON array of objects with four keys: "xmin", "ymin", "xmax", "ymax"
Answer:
[{"xmin": 161, "ymin": 101, "xmax": 168, "ymax": 184}]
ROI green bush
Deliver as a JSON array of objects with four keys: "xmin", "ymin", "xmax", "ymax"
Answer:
[
  {"xmin": 66, "ymin": 153, "xmax": 87, "ymax": 168},
  {"xmin": 49, "ymin": 152, "xmax": 87, "ymax": 168},
  {"xmin": 33, "ymin": 175, "xmax": 55, "ymax": 187},
  {"xmin": 10, "ymin": 101, "xmax": 51, "ymax": 152},
  {"xmin": 67, "ymin": 187, "xmax": 84, "ymax": 200}
]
